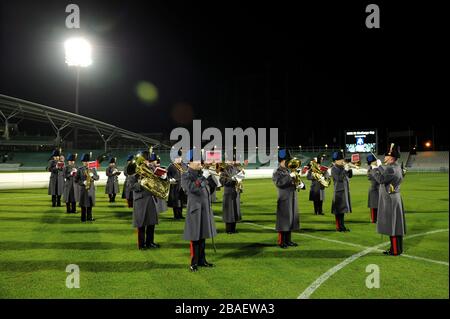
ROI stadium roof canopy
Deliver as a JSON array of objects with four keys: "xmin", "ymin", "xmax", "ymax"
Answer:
[{"xmin": 0, "ymin": 94, "xmax": 166, "ymax": 148}]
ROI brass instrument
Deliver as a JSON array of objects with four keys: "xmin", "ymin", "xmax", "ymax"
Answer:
[
  {"xmin": 85, "ymin": 168, "xmax": 92, "ymax": 190},
  {"xmin": 132, "ymin": 153, "xmax": 170, "ymax": 200},
  {"xmin": 286, "ymin": 157, "xmax": 305, "ymax": 190},
  {"xmin": 310, "ymin": 160, "xmax": 331, "ymax": 188},
  {"xmin": 173, "ymin": 162, "xmax": 187, "ymax": 174}
]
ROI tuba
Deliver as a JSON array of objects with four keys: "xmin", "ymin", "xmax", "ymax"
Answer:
[
  {"xmin": 286, "ymin": 157, "xmax": 305, "ymax": 190},
  {"xmin": 132, "ymin": 153, "xmax": 170, "ymax": 200},
  {"xmin": 310, "ymin": 160, "xmax": 331, "ymax": 188}
]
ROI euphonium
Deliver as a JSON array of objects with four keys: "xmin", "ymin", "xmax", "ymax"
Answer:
[
  {"xmin": 286, "ymin": 157, "xmax": 304, "ymax": 189},
  {"xmin": 133, "ymin": 154, "xmax": 170, "ymax": 200},
  {"xmin": 85, "ymin": 168, "xmax": 92, "ymax": 190},
  {"xmin": 310, "ymin": 160, "xmax": 331, "ymax": 188}
]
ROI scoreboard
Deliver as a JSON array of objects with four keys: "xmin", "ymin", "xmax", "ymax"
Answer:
[{"xmin": 345, "ymin": 130, "xmax": 377, "ymax": 153}]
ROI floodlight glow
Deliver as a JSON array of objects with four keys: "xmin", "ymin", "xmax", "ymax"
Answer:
[{"xmin": 64, "ymin": 38, "xmax": 92, "ymax": 67}]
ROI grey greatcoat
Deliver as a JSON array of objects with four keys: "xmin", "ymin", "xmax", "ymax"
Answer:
[
  {"xmin": 47, "ymin": 160, "xmax": 64, "ymax": 196},
  {"xmin": 75, "ymin": 166, "xmax": 99, "ymax": 207},
  {"xmin": 181, "ymin": 168, "xmax": 217, "ymax": 241},
  {"xmin": 331, "ymin": 165, "xmax": 352, "ymax": 215},
  {"xmin": 167, "ymin": 162, "xmax": 187, "ymax": 208},
  {"xmin": 105, "ymin": 166, "xmax": 120, "ymax": 194},
  {"xmin": 306, "ymin": 169, "xmax": 329, "ymax": 202},
  {"xmin": 63, "ymin": 164, "xmax": 80, "ymax": 203},
  {"xmin": 272, "ymin": 166, "xmax": 300, "ymax": 232},
  {"xmin": 129, "ymin": 175, "xmax": 159, "ymax": 227},
  {"xmin": 367, "ymin": 166, "xmax": 380, "ymax": 209},
  {"xmin": 122, "ymin": 163, "xmax": 133, "ymax": 200},
  {"xmin": 370, "ymin": 163, "xmax": 406, "ymax": 236},
  {"xmin": 220, "ymin": 165, "xmax": 242, "ymax": 223}
]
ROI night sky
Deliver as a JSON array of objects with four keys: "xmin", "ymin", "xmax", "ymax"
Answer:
[{"xmin": 0, "ymin": 0, "xmax": 447, "ymax": 149}]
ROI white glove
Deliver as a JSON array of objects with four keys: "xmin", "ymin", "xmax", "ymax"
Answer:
[
  {"xmin": 376, "ymin": 159, "xmax": 382, "ymax": 167},
  {"xmin": 202, "ymin": 169, "xmax": 210, "ymax": 179},
  {"xmin": 169, "ymin": 178, "xmax": 177, "ymax": 184},
  {"xmin": 297, "ymin": 182, "xmax": 305, "ymax": 190},
  {"xmin": 160, "ymin": 173, "xmax": 167, "ymax": 180},
  {"xmin": 231, "ymin": 175, "xmax": 237, "ymax": 181},
  {"xmin": 290, "ymin": 172, "xmax": 296, "ymax": 178}
]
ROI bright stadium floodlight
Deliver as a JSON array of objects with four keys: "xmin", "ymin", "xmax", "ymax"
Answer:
[
  {"xmin": 64, "ymin": 37, "xmax": 92, "ymax": 67},
  {"xmin": 64, "ymin": 37, "xmax": 92, "ymax": 148}
]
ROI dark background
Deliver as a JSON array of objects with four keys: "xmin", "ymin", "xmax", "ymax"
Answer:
[{"xmin": 0, "ymin": 0, "xmax": 447, "ymax": 150}]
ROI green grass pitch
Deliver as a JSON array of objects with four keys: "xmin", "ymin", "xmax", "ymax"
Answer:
[{"xmin": 0, "ymin": 173, "xmax": 448, "ymax": 298}]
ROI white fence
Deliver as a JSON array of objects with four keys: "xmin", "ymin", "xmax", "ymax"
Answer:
[{"xmin": 0, "ymin": 168, "xmax": 374, "ymax": 190}]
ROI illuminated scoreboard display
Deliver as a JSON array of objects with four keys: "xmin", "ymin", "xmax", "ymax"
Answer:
[{"xmin": 345, "ymin": 130, "xmax": 377, "ymax": 153}]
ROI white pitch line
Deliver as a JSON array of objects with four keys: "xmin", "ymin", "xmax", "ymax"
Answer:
[{"xmin": 297, "ymin": 228, "xmax": 449, "ymax": 299}]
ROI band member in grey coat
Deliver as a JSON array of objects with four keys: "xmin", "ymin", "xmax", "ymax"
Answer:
[
  {"xmin": 369, "ymin": 143, "xmax": 406, "ymax": 256},
  {"xmin": 167, "ymin": 149, "xmax": 187, "ymax": 219},
  {"xmin": 122, "ymin": 155, "xmax": 134, "ymax": 208},
  {"xmin": 366, "ymin": 154, "xmax": 380, "ymax": 223},
  {"xmin": 47, "ymin": 149, "xmax": 64, "ymax": 207},
  {"xmin": 331, "ymin": 150, "xmax": 352, "ymax": 232},
  {"xmin": 306, "ymin": 154, "xmax": 329, "ymax": 215},
  {"xmin": 63, "ymin": 153, "xmax": 79, "ymax": 213},
  {"xmin": 272, "ymin": 149, "xmax": 302, "ymax": 248},
  {"xmin": 105, "ymin": 157, "xmax": 121, "ymax": 202},
  {"xmin": 220, "ymin": 162, "xmax": 242, "ymax": 234},
  {"xmin": 75, "ymin": 153, "xmax": 99, "ymax": 222},
  {"xmin": 130, "ymin": 150, "xmax": 164, "ymax": 249},
  {"xmin": 181, "ymin": 149, "xmax": 217, "ymax": 272}
]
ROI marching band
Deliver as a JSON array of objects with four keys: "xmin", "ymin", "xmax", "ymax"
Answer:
[{"xmin": 45, "ymin": 142, "xmax": 408, "ymax": 271}]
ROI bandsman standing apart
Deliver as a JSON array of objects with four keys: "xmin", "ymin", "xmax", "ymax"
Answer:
[
  {"xmin": 331, "ymin": 150, "xmax": 352, "ymax": 232},
  {"xmin": 220, "ymin": 156, "xmax": 244, "ymax": 234},
  {"xmin": 122, "ymin": 154, "xmax": 134, "ymax": 208},
  {"xmin": 272, "ymin": 149, "xmax": 303, "ymax": 248},
  {"xmin": 367, "ymin": 154, "xmax": 380, "ymax": 223},
  {"xmin": 181, "ymin": 150, "xmax": 217, "ymax": 272},
  {"xmin": 167, "ymin": 149, "xmax": 187, "ymax": 220},
  {"xmin": 47, "ymin": 149, "xmax": 64, "ymax": 207},
  {"xmin": 105, "ymin": 157, "xmax": 121, "ymax": 203},
  {"xmin": 306, "ymin": 154, "xmax": 330, "ymax": 215},
  {"xmin": 75, "ymin": 153, "xmax": 99, "ymax": 222},
  {"xmin": 130, "ymin": 150, "xmax": 164, "ymax": 249},
  {"xmin": 63, "ymin": 153, "xmax": 79, "ymax": 213},
  {"xmin": 369, "ymin": 143, "xmax": 406, "ymax": 256}
]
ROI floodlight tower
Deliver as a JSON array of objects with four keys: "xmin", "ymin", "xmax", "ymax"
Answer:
[{"xmin": 64, "ymin": 37, "xmax": 92, "ymax": 148}]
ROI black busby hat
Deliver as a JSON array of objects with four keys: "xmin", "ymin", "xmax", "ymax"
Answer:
[
  {"xmin": 80, "ymin": 153, "xmax": 91, "ymax": 162},
  {"xmin": 109, "ymin": 157, "xmax": 116, "ymax": 164},
  {"xmin": 67, "ymin": 153, "xmax": 76, "ymax": 161},
  {"xmin": 317, "ymin": 154, "xmax": 326, "ymax": 164},
  {"xmin": 126, "ymin": 162, "xmax": 137, "ymax": 175},
  {"xmin": 332, "ymin": 149, "xmax": 345, "ymax": 161},
  {"xmin": 367, "ymin": 154, "xmax": 377, "ymax": 165},
  {"xmin": 385, "ymin": 143, "xmax": 401, "ymax": 158},
  {"xmin": 51, "ymin": 149, "xmax": 60, "ymax": 157}
]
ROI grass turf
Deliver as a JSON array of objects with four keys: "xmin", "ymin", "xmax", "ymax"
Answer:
[{"xmin": 0, "ymin": 172, "xmax": 448, "ymax": 298}]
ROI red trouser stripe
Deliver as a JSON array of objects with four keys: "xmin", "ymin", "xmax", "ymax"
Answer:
[
  {"xmin": 370, "ymin": 209, "xmax": 374, "ymax": 223},
  {"xmin": 278, "ymin": 232, "xmax": 282, "ymax": 245},
  {"xmin": 392, "ymin": 236, "xmax": 398, "ymax": 255},
  {"xmin": 335, "ymin": 216, "xmax": 340, "ymax": 229},
  {"xmin": 190, "ymin": 241, "xmax": 194, "ymax": 257}
]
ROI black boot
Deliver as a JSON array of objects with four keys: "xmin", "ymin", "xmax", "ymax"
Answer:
[
  {"xmin": 318, "ymin": 201, "xmax": 324, "ymax": 215},
  {"xmin": 108, "ymin": 194, "xmax": 112, "ymax": 203},
  {"xmin": 71, "ymin": 202, "xmax": 77, "ymax": 214},
  {"xmin": 231, "ymin": 222, "xmax": 238, "ymax": 234},
  {"xmin": 137, "ymin": 227, "xmax": 145, "ymax": 249},
  {"xmin": 198, "ymin": 239, "xmax": 214, "ymax": 267},
  {"xmin": 145, "ymin": 225, "xmax": 159, "ymax": 248},
  {"xmin": 66, "ymin": 203, "xmax": 71, "ymax": 213},
  {"xmin": 57, "ymin": 196, "xmax": 62, "ymax": 207},
  {"xmin": 287, "ymin": 232, "xmax": 298, "ymax": 246},
  {"xmin": 340, "ymin": 214, "xmax": 349, "ymax": 232},
  {"xmin": 278, "ymin": 232, "xmax": 288, "ymax": 248},
  {"xmin": 52, "ymin": 195, "xmax": 56, "ymax": 207},
  {"xmin": 226, "ymin": 223, "xmax": 233, "ymax": 234},
  {"xmin": 87, "ymin": 207, "xmax": 94, "ymax": 221},
  {"xmin": 313, "ymin": 201, "xmax": 318, "ymax": 215},
  {"xmin": 81, "ymin": 207, "xmax": 87, "ymax": 222},
  {"xmin": 112, "ymin": 194, "xmax": 116, "ymax": 203},
  {"xmin": 190, "ymin": 240, "xmax": 200, "ymax": 271}
]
